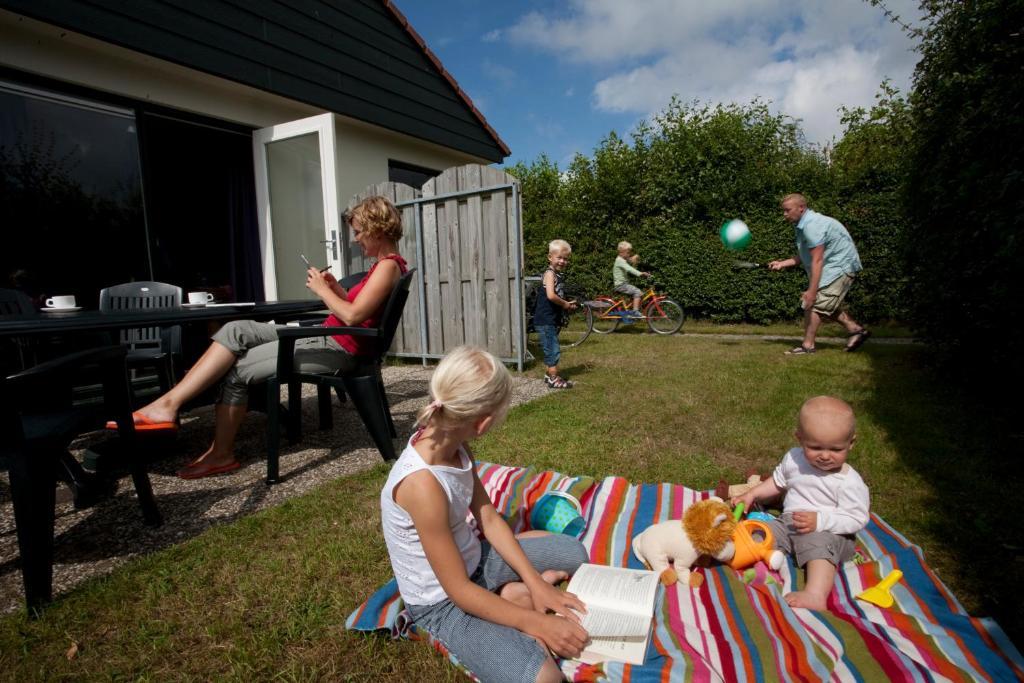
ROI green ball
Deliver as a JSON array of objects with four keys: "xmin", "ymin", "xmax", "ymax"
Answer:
[{"xmin": 720, "ymin": 219, "xmax": 752, "ymax": 251}]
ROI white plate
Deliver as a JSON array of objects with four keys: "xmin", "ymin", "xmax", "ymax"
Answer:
[
  {"xmin": 207, "ymin": 302, "xmax": 255, "ymax": 307},
  {"xmin": 42, "ymin": 306, "xmax": 83, "ymax": 313},
  {"xmin": 182, "ymin": 302, "xmax": 207, "ymax": 308}
]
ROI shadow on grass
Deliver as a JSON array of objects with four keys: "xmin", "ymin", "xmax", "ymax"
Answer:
[{"xmin": 859, "ymin": 344, "xmax": 1024, "ymax": 648}]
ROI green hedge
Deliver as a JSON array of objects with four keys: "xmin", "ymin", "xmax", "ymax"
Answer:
[{"xmin": 902, "ymin": 0, "xmax": 1024, "ymax": 387}]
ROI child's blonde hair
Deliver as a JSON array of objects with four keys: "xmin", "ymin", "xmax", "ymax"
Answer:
[
  {"xmin": 416, "ymin": 346, "xmax": 513, "ymax": 430},
  {"xmin": 617, "ymin": 241, "xmax": 632, "ymax": 253},
  {"xmin": 549, "ymin": 239, "xmax": 572, "ymax": 255}
]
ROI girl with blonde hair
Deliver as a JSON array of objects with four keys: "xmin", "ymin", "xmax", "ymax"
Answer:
[{"xmin": 381, "ymin": 346, "xmax": 590, "ymax": 683}]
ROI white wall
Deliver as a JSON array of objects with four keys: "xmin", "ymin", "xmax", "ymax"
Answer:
[{"xmin": 334, "ymin": 116, "xmax": 481, "ymax": 208}]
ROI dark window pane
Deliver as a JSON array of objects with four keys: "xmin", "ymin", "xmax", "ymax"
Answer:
[
  {"xmin": 0, "ymin": 84, "xmax": 148, "ymax": 309},
  {"xmin": 388, "ymin": 159, "xmax": 439, "ymax": 190},
  {"xmin": 143, "ymin": 113, "xmax": 259, "ymax": 302}
]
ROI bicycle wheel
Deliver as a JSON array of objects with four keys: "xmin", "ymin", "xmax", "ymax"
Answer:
[
  {"xmin": 646, "ymin": 298, "xmax": 684, "ymax": 335},
  {"xmin": 558, "ymin": 305, "xmax": 593, "ymax": 347},
  {"xmin": 590, "ymin": 301, "xmax": 621, "ymax": 334}
]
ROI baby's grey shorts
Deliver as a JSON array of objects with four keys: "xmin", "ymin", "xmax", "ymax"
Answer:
[{"xmin": 768, "ymin": 512, "xmax": 857, "ymax": 567}]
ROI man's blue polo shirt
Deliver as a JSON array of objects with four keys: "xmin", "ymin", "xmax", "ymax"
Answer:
[{"xmin": 795, "ymin": 209, "xmax": 862, "ymax": 288}]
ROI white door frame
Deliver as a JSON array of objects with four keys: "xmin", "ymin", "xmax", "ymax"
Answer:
[{"xmin": 252, "ymin": 113, "xmax": 340, "ymax": 300}]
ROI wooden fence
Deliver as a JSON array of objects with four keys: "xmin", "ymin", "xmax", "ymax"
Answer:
[{"xmin": 345, "ymin": 164, "xmax": 525, "ymax": 367}]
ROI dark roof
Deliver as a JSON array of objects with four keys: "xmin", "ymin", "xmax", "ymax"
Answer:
[{"xmin": 0, "ymin": 0, "xmax": 509, "ymax": 161}]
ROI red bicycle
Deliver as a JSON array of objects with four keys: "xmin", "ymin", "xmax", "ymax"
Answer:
[{"xmin": 588, "ymin": 285, "xmax": 684, "ymax": 335}]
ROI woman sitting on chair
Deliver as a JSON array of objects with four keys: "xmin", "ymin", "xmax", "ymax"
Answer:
[{"xmin": 119, "ymin": 195, "xmax": 407, "ymax": 480}]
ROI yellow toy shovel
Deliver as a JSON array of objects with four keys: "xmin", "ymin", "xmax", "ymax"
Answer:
[{"xmin": 856, "ymin": 569, "xmax": 903, "ymax": 608}]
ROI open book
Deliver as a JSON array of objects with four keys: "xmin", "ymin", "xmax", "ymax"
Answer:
[{"xmin": 566, "ymin": 563, "xmax": 660, "ymax": 665}]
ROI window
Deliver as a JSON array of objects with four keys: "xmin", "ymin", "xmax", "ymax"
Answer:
[
  {"xmin": 0, "ymin": 81, "xmax": 148, "ymax": 308},
  {"xmin": 388, "ymin": 159, "xmax": 440, "ymax": 190},
  {"xmin": 141, "ymin": 112, "xmax": 261, "ymax": 302},
  {"xmin": 0, "ymin": 78, "xmax": 263, "ymax": 308}
]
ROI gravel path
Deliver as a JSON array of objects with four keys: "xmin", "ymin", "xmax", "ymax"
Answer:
[{"xmin": 0, "ymin": 365, "xmax": 550, "ymax": 614}]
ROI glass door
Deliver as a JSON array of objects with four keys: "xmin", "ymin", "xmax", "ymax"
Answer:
[{"xmin": 253, "ymin": 113, "xmax": 340, "ymax": 300}]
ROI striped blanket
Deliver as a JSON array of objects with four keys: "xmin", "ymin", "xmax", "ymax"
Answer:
[{"xmin": 348, "ymin": 463, "xmax": 1024, "ymax": 682}]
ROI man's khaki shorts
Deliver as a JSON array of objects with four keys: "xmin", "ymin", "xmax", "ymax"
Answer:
[{"xmin": 811, "ymin": 273, "xmax": 855, "ymax": 317}]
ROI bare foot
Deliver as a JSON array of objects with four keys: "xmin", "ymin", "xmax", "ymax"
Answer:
[
  {"xmin": 784, "ymin": 590, "xmax": 829, "ymax": 610},
  {"xmin": 499, "ymin": 571, "xmax": 570, "ymax": 610},
  {"xmin": 540, "ymin": 570, "xmax": 568, "ymax": 586},
  {"xmin": 176, "ymin": 446, "xmax": 240, "ymax": 479},
  {"xmin": 499, "ymin": 581, "xmax": 533, "ymax": 609},
  {"xmin": 177, "ymin": 456, "xmax": 240, "ymax": 480},
  {"xmin": 136, "ymin": 398, "xmax": 177, "ymax": 425}
]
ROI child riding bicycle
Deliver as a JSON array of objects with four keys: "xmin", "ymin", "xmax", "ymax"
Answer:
[{"xmin": 612, "ymin": 241, "xmax": 651, "ymax": 322}]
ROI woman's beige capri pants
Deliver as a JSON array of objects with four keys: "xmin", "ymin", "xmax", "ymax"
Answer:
[{"xmin": 211, "ymin": 320, "xmax": 357, "ymax": 405}]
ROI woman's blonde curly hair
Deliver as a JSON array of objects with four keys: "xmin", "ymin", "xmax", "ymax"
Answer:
[{"xmin": 346, "ymin": 196, "xmax": 403, "ymax": 241}]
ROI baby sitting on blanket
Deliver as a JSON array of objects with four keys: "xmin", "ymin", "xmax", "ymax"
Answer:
[{"xmin": 732, "ymin": 396, "xmax": 870, "ymax": 610}]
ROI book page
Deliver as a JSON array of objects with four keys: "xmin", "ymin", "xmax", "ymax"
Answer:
[
  {"xmin": 567, "ymin": 564, "xmax": 659, "ymax": 615},
  {"xmin": 577, "ymin": 605, "xmax": 651, "ymax": 638},
  {"xmin": 564, "ymin": 564, "xmax": 659, "ymax": 666},
  {"xmin": 579, "ymin": 631, "xmax": 651, "ymax": 666}
]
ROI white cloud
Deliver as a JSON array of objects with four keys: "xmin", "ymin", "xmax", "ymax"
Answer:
[
  {"xmin": 565, "ymin": 87, "xmax": 575, "ymax": 97},
  {"xmin": 506, "ymin": 0, "xmax": 921, "ymax": 145},
  {"xmin": 481, "ymin": 60, "xmax": 517, "ymax": 88},
  {"xmin": 482, "ymin": 28, "xmax": 501, "ymax": 43}
]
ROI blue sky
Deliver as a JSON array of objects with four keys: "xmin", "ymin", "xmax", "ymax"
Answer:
[{"xmin": 395, "ymin": 0, "xmax": 922, "ymax": 168}]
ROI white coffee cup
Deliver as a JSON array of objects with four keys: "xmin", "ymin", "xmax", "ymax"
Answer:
[
  {"xmin": 188, "ymin": 291, "xmax": 214, "ymax": 305},
  {"xmin": 45, "ymin": 295, "xmax": 76, "ymax": 309}
]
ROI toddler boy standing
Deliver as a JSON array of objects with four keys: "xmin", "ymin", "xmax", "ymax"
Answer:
[{"xmin": 534, "ymin": 239, "xmax": 577, "ymax": 389}]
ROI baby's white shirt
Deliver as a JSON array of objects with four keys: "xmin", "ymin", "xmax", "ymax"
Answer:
[{"xmin": 772, "ymin": 447, "xmax": 870, "ymax": 535}]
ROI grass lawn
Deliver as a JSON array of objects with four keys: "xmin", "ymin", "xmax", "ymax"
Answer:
[
  {"xmin": 682, "ymin": 318, "xmax": 914, "ymax": 338},
  {"xmin": 1, "ymin": 331, "xmax": 1020, "ymax": 680}
]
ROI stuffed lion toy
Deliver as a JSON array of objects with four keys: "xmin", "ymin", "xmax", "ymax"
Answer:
[{"xmin": 631, "ymin": 497, "xmax": 736, "ymax": 589}]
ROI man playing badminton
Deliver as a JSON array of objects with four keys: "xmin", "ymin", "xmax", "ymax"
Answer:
[{"xmin": 769, "ymin": 194, "xmax": 869, "ymax": 355}]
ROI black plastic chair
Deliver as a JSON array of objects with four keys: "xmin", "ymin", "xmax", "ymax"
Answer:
[
  {"xmin": 1, "ymin": 346, "xmax": 162, "ymax": 612},
  {"xmin": 0, "ymin": 288, "xmax": 39, "ymax": 371},
  {"xmin": 261, "ymin": 269, "xmax": 415, "ymax": 484},
  {"xmin": 0, "ymin": 287, "xmax": 36, "ymax": 317},
  {"xmin": 99, "ymin": 281, "xmax": 182, "ymax": 395}
]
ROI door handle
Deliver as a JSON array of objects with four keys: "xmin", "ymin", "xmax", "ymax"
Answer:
[{"xmin": 320, "ymin": 230, "xmax": 338, "ymax": 260}]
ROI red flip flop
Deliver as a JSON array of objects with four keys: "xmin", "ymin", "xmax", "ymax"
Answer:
[
  {"xmin": 177, "ymin": 460, "xmax": 241, "ymax": 480},
  {"xmin": 105, "ymin": 411, "xmax": 178, "ymax": 433}
]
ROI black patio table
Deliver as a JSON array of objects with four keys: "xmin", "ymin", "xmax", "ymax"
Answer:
[
  {"xmin": 0, "ymin": 300, "xmax": 331, "ymax": 588},
  {"xmin": 0, "ymin": 300, "xmax": 329, "ymax": 338}
]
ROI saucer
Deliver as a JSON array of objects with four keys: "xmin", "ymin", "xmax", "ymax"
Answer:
[
  {"xmin": 42, "ymin": 306, "xmax": 83, "ymax": 313},
  {"xmin": 182, "ymin": 302, "xmax": 208, "ymax": 308}
]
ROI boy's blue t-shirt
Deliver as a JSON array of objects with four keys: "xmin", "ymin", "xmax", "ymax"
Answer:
[
  {"xmin": 795, "ymin": 209, "xmax": 863, "ymax": 288},
  {"xmin": 533, "ymin": 268, "xmax": 564, "ymax": 327}
]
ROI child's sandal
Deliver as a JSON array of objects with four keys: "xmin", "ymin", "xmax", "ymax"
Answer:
[{"xmin": 544, "ymin": 375, "xmax": 573, "ymax": 389}]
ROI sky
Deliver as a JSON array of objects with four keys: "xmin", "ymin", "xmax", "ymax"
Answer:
[{"xmin": 394, "ymin": 0, "xmax": 923, "ymax": 167}]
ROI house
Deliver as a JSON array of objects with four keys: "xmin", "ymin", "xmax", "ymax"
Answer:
[{"xmin": 0, "ymin": 0, "xmax": 509, "ymax": 305}]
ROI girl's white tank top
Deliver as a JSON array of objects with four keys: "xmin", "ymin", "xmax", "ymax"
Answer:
[{"xmin": 380, "ymin": 437, "xmax": 482, "ymax": 606}]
